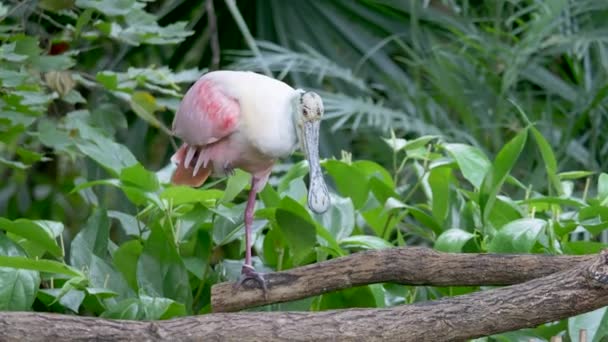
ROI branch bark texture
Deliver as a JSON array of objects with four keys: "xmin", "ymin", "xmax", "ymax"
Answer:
[
  {"xmin": 0, "ymin": 250, "xmax": 607, "ymax": 341},
  {"xmin": 212, "ymin": 247, "xmax": 593, "ymax": 312}
]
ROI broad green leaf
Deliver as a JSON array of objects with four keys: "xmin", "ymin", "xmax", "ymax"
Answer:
[
  {"xmin": 130, "ymin": 92, "xmax": 171, "ymax": 134},
  {"xmin": 277, "ymin": 161, "xmax": 309, "ymax": 193},
  {"xmin": 120, "ymin": 163, "xmax": 159, "ymax": 192},
  {"xmin": 384, "ymin": 135, "xmax": 439, "ymax": 153},
  {"xmin": 0, "ymin": 256, "xmax": 83, "ymax": 277},
  {"xmin": 277, "ymin": 196, "xmax": 342, "ymax": 257},
  {"xmin": 428, "ymin": 166, "xmax": 451, "ymax": 223},
  {"xmin": 222, "ymin": 169, "xmax": 251, "ymax": 203},
  {"xmin": 443, "ymin": 143, "xmax": 490, "ymax": 189},
  {"xmin": 488, "ymin": 218, "xmax": 546, "ymax": 253},
  {"xmin": 101, "ymin": 295, "xmax": 186, "ymax": 320},
  {"xmin": 434, "ymin": 229, "xmax": 475, "ymax": 253},
  {"xmin": 568, "ymin": 307, "xmax": 608, "ymax": 342},
  {"xmin": 0, "ymin": 234, "xmax": 41, "ymax": 310},
  {"xmin": 137, "ymin": 223, "xmax": 192, "ymax": 309},
  {"xmin": 76, "ymin": 138, "xmax": 137, "ymax": 176},
  {"xmin": 323, "ymin": 160, "xmax": 369, "ymax": 208},
  {"xmin": 113, "ymin": 240, "xmax": 143, "ymax": 291},
  {"xmin": 76, "ymin": 0, "xmax": 143, "ymax": 16},
  {"xmin": 480, "ymin": 129, "xmax": 528, "ymax": 223},
  {"xmin": 0, "ymin": 218, "xmax": 63, "ymax": 257},
  {"xmin": 316, "ymin": 286, "xmax": 377, "ymax": 310},
  {"xmin": 38, "ymin": 288, "xmax": 86, "ymax": 313},
  {"xmin": 339, "ymin": 235, "xmax": 393, "ymax": 250},
  {"xmin": 70, "ymin": 208, "xmax": 110, "ymax": 268},
  {"xmin": 108, "ymin": 210, "xmax": 146, "ymax": 237},
  {"xmin": 276, "ymin": 209, "xmax": 316, "ymax": 265},
  {"xmin": 487, "ymin": 197, "xmax": 524, "ymax": 229},
  {"xmin": 313, "ymin": 194, "xmax": 355, "ymax": 241},
  {"xmin": 96, "ymin": 71, "xmax": 118, "ymax": 90},
  {"xmin": 259, "ymin": 183, "xmax": 281, "ymax": 207},
  {"xmin": 562, "ymin": 242, "xmax": 607, "ymax": 255},
  {"xmin": 161, "ymin": 187, "xmax": 223, "ymax": 206},
  {"xmin": 531, "ymin": 127, "xmax": 563, "ymax": 195},
  {"xmin": 352, "ymin": 160, "xmax": 394, "ymax": 188}
]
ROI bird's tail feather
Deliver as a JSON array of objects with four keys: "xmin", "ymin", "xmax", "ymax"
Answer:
[{"xmin": 170, "ymin": 144, "xmax": 212, "ymax": 187}]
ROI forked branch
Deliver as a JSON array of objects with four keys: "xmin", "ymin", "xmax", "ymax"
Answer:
[
  {"xmin": 0, "ymin": 249, "xmax": 606, "ymax": 341},
  {"xmin": 211, "ymin": 247, "xmax": 593, "ymax": 312}
]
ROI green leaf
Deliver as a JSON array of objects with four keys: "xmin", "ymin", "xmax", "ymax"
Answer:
[
  {"xmin": 384, "ymin": 135, "xmax": 439, "ymax": 153},
  {"xmin": 0, "ymin": 234, "xmax": 41, "ymax": 310},
  {"xmin": 96, "ymin": 71, "xmax": 118, "ymax": 90},
  {"xmin": 101, "ymin": 295, "xmax": 186, "ymax": 320},
  {"xmin": 160, "ymin": 187, "xmax": 223, "ymax": 206},
  {"xmin": 70, "ymin": 209, "xmax": 132, "ymax": 299},
  {"xmin": 339, "ymin": 235, "xmax": 393, "ymax": 250},
  {"xmin": 313, "ymin": 194, "xmax": 355, "ymax": 241},
  {"xmin": 120, "ymin": 163, "xmax": 159, "ymax": 192},
  {"xmin": 531, "ymin": 127, "xmax": 563, "ymax": 195},
  {"xmin": 568, "ymin": 307, "xmax": 608, "ymax": 342},
  {"xmin": 113, "ymin": 240, "xmax": 143, "ymax": 291},
  {"xmin": 352, "ymin": 160, "xmax": 394, "ymax": 188},
  {"xmin": 70, "ymin": 208, "xmax": 110, "ymax": 268},
  {"xmin": 443, "ymin": 143, "xmax": 490, "ymax": 189},
  {"xmin": 480, "ymin": 129, "xmax": 528, "ymax": 223},
  {"xmin": 276, "ymin": 208, "xmax": 316, "ymax": 265},
  {"xmin": 323, "ymin": 160, "xmax": 369, "ymax": 209},
  {"xmin": 488, "ymin": 218, "xmax": 546, "ymax": 253},
  {"xmin": 137, "ymin": 223, "xmax": 192, "ymax": 309},
  {"xmin": 0, "ymin": 218, "xmax": 63, "ymax": 257},
  {"xmin": 598, "ymin": 173, "xmax": 608, "ymax": 203},
  {"xmin": 434, "ymin": 229, "xmax": 475, "ymax": 253},
  {"xmin": 222, "ymin": 169, "xmax": 251, "ymax": 203},
  {"xmin": 558, "ymin": 171, "xmax": 595, "ymax": 180},
  {"xmin": 428, "ymin": 166, "xmax": 451, "ymax": 223},
  {"xmin": 129, "ymin": 92, "xmax": 170, "ymax": 134},
  {"xmin": 562, "ymin": 242, "xmax": 607, "ymax": 255},
  {"xmin": 76, "ymin": 138, "xmax": 138, "ymax": 176},
  {"xmin": 76, "ymin": 0, "xmax": 143, "ymax": 16},
  {"xmin": 0, "ymin": 256, "xmax": 83, "ymax": 277},
  {"xmin": 316, "ymin": 286, "xmax": 378, "ymax": 310}
]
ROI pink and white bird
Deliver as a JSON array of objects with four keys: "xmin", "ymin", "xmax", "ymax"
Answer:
[{"xmin": 170, "ymin": 70, "xmax": 330, "ymax": 289}]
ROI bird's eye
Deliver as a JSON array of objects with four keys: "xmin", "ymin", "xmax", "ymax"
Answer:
[{"xmin": 302, "ymin": 108, "xmax": 309, "ymax": 116}]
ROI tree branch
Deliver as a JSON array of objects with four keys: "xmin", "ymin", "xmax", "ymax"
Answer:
[
  {"xmin": 211, "ymin": 247, "xmax": 593, "ymax": 312},
  {"xmin": 0, "ymin": 250, "xmax": 607, "ymax": 341}
]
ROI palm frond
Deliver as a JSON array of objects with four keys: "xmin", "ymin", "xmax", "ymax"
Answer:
[
  {"xmin": 226, "ymin": 41, "xmax": 369, "ymax": 92},
  {"xmin": 319, "ymin": 91, "xmax": 442, "ymax": 136}
]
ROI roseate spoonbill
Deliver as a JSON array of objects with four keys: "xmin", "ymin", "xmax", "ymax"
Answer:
[{"xmin": 170, "ymin": 70, "xmax": 330, "ymax": 290}]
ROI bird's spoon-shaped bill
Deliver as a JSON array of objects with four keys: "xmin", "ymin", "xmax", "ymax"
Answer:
[{"xmin": 302, "ymin": 119, "xmax": 330, "ymax": 214}]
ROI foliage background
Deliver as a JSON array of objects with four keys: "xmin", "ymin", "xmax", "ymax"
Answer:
[{"xmin": 1, "ymin": 0, "xmax": 608, "ymax": 340}]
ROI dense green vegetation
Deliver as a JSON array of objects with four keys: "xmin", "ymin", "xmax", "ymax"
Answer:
[{"xmin": 1, "ymin": 0, "xmax": 608, "ymax": 340}]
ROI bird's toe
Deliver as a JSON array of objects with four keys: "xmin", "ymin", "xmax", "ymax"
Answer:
[{"xmin": 233, "ymin": 264, "xmax": 268, "ymax": 297}]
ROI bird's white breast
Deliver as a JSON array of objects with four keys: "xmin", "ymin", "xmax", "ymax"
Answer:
[{"xmin": 207, "ymin": 71, "xmax": 299, "ymax": 158}]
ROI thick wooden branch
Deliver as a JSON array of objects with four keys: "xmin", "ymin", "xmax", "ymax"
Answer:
[
  {"xmin": 1, "ymin": 250, "xmax": 607, "ymax": 341},
  {"xmin": 212, "ymin": 247, "xmax": 593, "ymax": 312}
]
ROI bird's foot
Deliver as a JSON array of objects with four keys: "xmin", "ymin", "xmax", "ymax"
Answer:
[{"xmin": 233, "ymin": 264, "xmax": 268, "ymax": 297}]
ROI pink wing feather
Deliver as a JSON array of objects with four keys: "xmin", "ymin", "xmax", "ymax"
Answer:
[
  {"xmin": 170, "ymin": 76, "xmax": 240, "ymax": 187},
  {"xmin": 172, "ymin": 77, "xmax": 240, "ymax": 145}
]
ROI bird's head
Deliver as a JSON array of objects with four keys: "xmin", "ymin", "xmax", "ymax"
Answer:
[{"xmin": 293, "ymin": 90, "xmax": 330, "ymax": 214}]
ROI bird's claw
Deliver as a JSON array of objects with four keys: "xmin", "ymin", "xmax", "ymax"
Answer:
[{"xmin": 233, "ymin": 264, "xmax": 268, "ymax": 298}]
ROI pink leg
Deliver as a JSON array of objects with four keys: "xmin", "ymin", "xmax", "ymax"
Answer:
[
  {"xmin": 234, "ymin": 176, "xmax": 267, "ymax": 293},
  {"xmin": 244, "ymin": 176, "xmax": 257, "ymax": 268}
]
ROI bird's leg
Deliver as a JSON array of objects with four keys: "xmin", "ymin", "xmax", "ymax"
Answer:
[{"xmin": 233, "ymin": 176, "xmax": 267, "ymax": 294}]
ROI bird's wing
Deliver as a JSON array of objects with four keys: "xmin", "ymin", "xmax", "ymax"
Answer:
[{"xmin": 171, "ymin": 77, "xmax": 240, "ymax": 146}]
